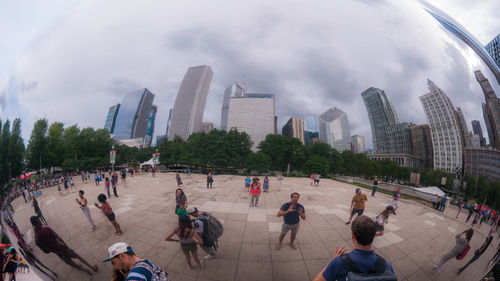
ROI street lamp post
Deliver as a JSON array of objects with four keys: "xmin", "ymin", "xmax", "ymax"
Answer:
[{"xmin": 112, "ymin": 145, "xmax": 115, "ymax": 173}]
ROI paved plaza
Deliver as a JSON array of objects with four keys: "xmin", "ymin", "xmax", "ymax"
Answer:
[{"xmin": 9, "ymin": 173, "xmax": 499, "ymax": 281}]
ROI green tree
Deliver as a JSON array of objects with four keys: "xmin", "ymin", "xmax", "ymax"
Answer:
[
  {"xmin": 62, "ymin": 125, "xmax": 81, "ymax": 165},
  {"xmin": 302, "ymin": 155, "xmax": 330, "ymax": 177},
  {"xmin": 45, "ymin": 122, "xmax": 65, "ymax": 168},
  {"xmin": 223, "ymin": 129, "xmax": 252, "ymax": 168},
  {"xmin": 0, "ymin": 120, "xmax": 11, "ymax": 183},
  {"xmin": 245, "ymin": 152, "xmax": 271, "ymax": 173},
  {"xmin": 258, "ymin": 134, "xmax": 306, "ymax": 171},
  {"xmin": 7, "ymin": 119, "xmax": 25, "ymax": 179},
  {"xmin": 26, "ymin": 119, "xmax": 48, "ymax": 170}
]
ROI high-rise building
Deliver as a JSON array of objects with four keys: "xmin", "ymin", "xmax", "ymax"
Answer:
[
  {"xmin": 351, "ymin": 135, "xmax": 365, "ymax": 154},
  {"xmin": 143, "ymin": 105, "xmax": 157, "ymax": 147},
  {"xmin": 471, "ymin": 120, "xmax": 486, "ymax": 147},
  {"xmin": 282, "ymin": 117, "xmax": 305, "ymax": 144},
  {"xmin": 319, "ymin": 107, "xmax": 351, "ymax": 151},
  {"xmin": 475, "ymin": 70, "xmax": 500, "ymax": 149},
  {"xmin": 409, "ymin": 124, "xmax": 434, "ymax": 169},
  {"xmin": 227, "ymin": 93, "xmax": 275, "ymax": 151},
  {"xmin": 486, "ymin": 34, "xmax": 500, "ymax": 69},
  {"xmin": 419, "ymin": 80, "xmax": 463, "ymax": 173},
  {"xmin": 304, "ymin": 115, "xmax": 320, "ymax": 147},
  {"xmin": 113, "ymin": 88, "xmax": 156, "ymax": 147},
  {"xmin": 464, "ymin": 147, "xmax": 500, "ymax": 182},
  {"xmin": 202, "ymin": 122, "xmax": 214, "ymax": 133},
  {"xmin": 104, "ymin": 104, "xmax": 120, "ymax": 134},
  {"xmin": 454, "ymin": 107, "xmax": 469, "ymax": 148},
  {"xmin": 165, "ymin": 109, "xmax": 172, "ymax": 138},
  {"xmin": 168, "ymin": 65, "xmax": 213, "ymax": 140},
  {"xmin": 221, "ymin": 83, "xmax": 244, "ymax": 131},
  {"xmin": 361, "ymin": 87, "xmax": 412, "ymax": 154}
]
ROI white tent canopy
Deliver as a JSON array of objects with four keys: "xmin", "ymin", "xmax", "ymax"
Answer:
[
  {"xmin": 140, "ymin": 158, "xmax": 155, "ymax": 168},
  {"xmin": 414, "ymin": 186, "xmax": 446, "ymax": 197}
]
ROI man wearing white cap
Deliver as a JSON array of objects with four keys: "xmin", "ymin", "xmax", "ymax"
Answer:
[
  {"xmin": 103, "ymin": 242, "xmax": 172, "ymax": 281},
  {"xmin": 187, "ymin": 206, "xmax": 218, "ymax": 259}
]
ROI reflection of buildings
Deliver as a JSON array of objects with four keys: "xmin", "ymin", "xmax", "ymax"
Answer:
[
  {"xmin": 409, "ymin": 124, "xmax": 434, "ymax": 169},
  {"xmin": 319, "ymin": 107, "xmax": 351, "ymax": 151},
  {"xmin": 168, "ymin": 65, "xmax": 213, "ymax": 140},
  {"xmin": 419, "ymin": 80, "xmax": 463, "ymax": 173},
  {"xmin": 351, "ymin": 135, "xmax": 365, "ymax": 154},
  {"xmin": 282, "ymin": 117, "xmax": 304, "ymax": 144},
  {"xmin": 112, "ymin": 88, "xmax": 156, "ymax": 147},
  {"xmin": 471, "ymin": 120, "xmax": 486, "ymax": 147},
  {"xmin": 227, "ymin": 93, "xmax": 275, "ymax": 151},
  {"xmin": 104, "ymin": 104, "xmax": 120, "ymax": 134},
  {"xmin": 425, "ymin": 8, "xmax": 500, "ymax": 86},
  {"xmin": 464, "ymin": 148, "xmax": 500, "ymax": 182},
  {"xmin": 486, "ymin": 34, "xmax": 500, "ymax": 69},
  {"xmin": 221, "ymin": 83, "xmax": 243, "ymax": 131},
  {"xmin": 304, "ymin": 115, "xmax": 320, "ymax": 147},
  {"xmin": 455, "ymin": 107, "xmax": 469, "ymax": 148},
  {"xmin": 475, "ymin": 70, "xmax": 500, "ymax": 150},
  {"xmin": 202, "ymin": 122, "xmax": 213, "ymax": 133}
]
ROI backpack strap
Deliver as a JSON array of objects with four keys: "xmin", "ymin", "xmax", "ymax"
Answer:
[
  {"xmin": 373, "ymin": 255, "xmax": 387, "ymax": 274},
  {"xmin": 340, "ymin": 254, "xmax": 361, "ymax": 273}
]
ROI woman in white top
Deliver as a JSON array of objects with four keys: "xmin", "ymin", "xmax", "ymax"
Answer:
[
  {"xmin": 165, "ymin": 215, "xmax": 203, "ymax": 269},
  {"xmin": 375, "ymin": 205, "xmax": 396, "ymax": 237}
]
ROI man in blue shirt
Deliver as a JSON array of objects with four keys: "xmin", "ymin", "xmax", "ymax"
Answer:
[
  {"xmin": 312, "ymin": 216, "xmax": 395, "ymax": 281},
  {"xmin": 103, "ymin": 242, "xmax": 154, "ymax": 281},
  {"xmin": 276, "ymin": 192, "xmax": 306, "ymax": 250}
]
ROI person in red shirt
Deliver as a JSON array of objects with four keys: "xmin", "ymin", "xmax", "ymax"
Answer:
[
  {"xmin": 95, "ymin": 194, "xmax": 123, "ymax": 235},
  {"xmin": 249, "ymin": 178, "xmax": 261, "ymax": 207}
]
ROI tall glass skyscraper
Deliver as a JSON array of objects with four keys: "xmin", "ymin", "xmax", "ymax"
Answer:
[
  {"xmin": 475, "ymin": 70, "xmax": 500, "ymax": 150},
  {"xmin": 221, "ymin": 83, "xmax": 243, "ymax": 131},
  {"xmin": 319, "ymin": 107, "xmax": 351, "ymax": 151},
  {"xmin": 471, "ymin": 120, "xmax": 486, "ymax": 147},
  {"xmin": 304, "ymin": 115, "xmax": 319, "ymax": 147},
  {"xmin": 113, "ymin": 88, "xmax": 156, "ymax": 144},
  {"xmin": 361, "ymin": 87, "xmax": 412, "ymax": 154},
  {"xmin": 168, "ymin": 65, "xmax": 213, "ymax": 140},
  {"xmin": 104, "ymin": 104, "xmax": 120, "ymax": 134},
  {"xmin": 486, "ymin": 34, "xmax": 500, "ymax": 69}
]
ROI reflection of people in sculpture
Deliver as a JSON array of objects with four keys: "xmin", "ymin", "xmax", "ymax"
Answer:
[
  {"xmin": 17, "ymin": 242, "xmax": 58, "ymax": 280},
  {"xmin": 30, "ymin": 216, "xmax": 98, "ymax": 276},
  {"xmin": 3, "ymin": 247, "xmax": 20, "ymax": 281},
  {"xmin": 457, "ymin": 231, "xmax": 494, "ymax": 275}
]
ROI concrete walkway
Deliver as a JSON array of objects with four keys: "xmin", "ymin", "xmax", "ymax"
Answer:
[{"xmin": 8, "ymin": 173, "xmax": 498, "ymax": 281}]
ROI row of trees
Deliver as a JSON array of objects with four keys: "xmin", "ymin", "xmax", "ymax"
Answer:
[{"xmin": 0, "ymin": 119, "xmax": 25, "ymax": 185}]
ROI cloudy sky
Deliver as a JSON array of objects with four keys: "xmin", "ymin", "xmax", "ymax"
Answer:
[{"xmin": 0, "ymin": 0, "xmax": 499, "ymax": 148}]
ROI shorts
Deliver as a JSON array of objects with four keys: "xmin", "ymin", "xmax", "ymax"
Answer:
[
  {"xmin": 314, "ymin": 179, "xmax": 319, "ymax": 183},
  {"xmin": 391, "ymin": 200, "xmax": 399, "ymax": 208},
  {"xmin": 351, "ymin": 209, "xmax": 364, "ymax": 216},
  {"xmin": 3, "ymin": 262, "xmax": 17, "ymax": 273},
  {"xmin": 180, "ymin": 243, "xmax": 197, "ymax": 253},
  {"xmin": 106, "ymin": 212, "xmax": 116, "ymax": 221},
  {"xmin": 375, "ymin": 223, "xmax": 384, "ymax": 232},
  {"xmin": 281, "ymin": 223, "xmax": 300, "ymax": 236}
]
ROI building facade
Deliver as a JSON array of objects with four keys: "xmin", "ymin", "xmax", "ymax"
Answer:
[
  {"xmin": 464, "ymin": 148, "xmax": 500, "ymax": 182},
  {"xmin": 486, "ymin": 34, "xmax": 500, "ymax": 69},
  {"xmin": 304, "ymin": 115, "xmax": 320, "ymax": 147},
  {"xmin": 220, "ymin": 83, "xmax": 244, "ymax": 131},
  {"xmin": 113, "ymin": 88, "xmax": 156, "ymax": 147},
  {"xmin": 319, "ymin": 107, "xmax": 351, "ymax": 151},
  {"xmin": 455, "ymin": 107, "xmax": 469, "ymax": 148},
  {"xmin": 471, "ymin": 120, "xmax": 486, "ymax": 147},
  {"xmin": 202, "ymin": 122, "xmax": 214, "ymax": 133},
  {"xmin": 419, "ymin": 80, "xmax": 463, "ymax": 173},
  {"xmin": 351, "ymin": 135, "xmax": 365, "ymax": 154},
  {"xmin": 369, "ymin": 154, "xmax": 419, "ymax": 168},
  {"xmin": 361, "ymin": 87, "xmax": 412, "ymax": 154},
  {"xmin": 227, "ymin": 93, "xmax": 275, "ymax": 151},
  {"xmin": 168, "ymin": 65, "xmax": 213, "ymax": 140},
  {"xmin": 104, "ymin": 104, "xmax": 120, "ymax": 134},
  {"xmin": 409, "ymin": 124, "xmax": 434, "ymax": 169},
  {"xmin": 282, "ymin": 117, "xmax": 305, "ymax": 144},
  {"xmin": 476, "ymin": 70, "xmax": 500, "ymax": 150}
]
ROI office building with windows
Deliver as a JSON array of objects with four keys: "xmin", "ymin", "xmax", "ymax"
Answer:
[
  {"xmin": 464, "ymin": 147, "xmax": 500, "ymax": 182},
  {"xmin": 319, "ymin": 107, "xmax": 351, "ymax": 151},
  {"xmin": 351, "ymin": 135, "xmax": 365, "ymax": 154},
  {"xmin": 475, "ymin": 70, "xmax": 500, "ymax": 149},
  {"xmin": 471, "ymin": 120, "xmax": 486, "ymax": 147},
  {"xmin": 486, "ymin": 34, "xmax": 500, "ymax": 69},
  {"xmin": 282, "ymin": 117, "xmax": 305, "ymax": 144},
  {"xmin": 409, "ymin": 124, "xmax": 434, "ymax": 169},
  {"xmin": 304, "ymin": 115, "xmax": 320, "ymax": 147},
  {"xmin": 104, "ymin": 104, "xmax": 120, "ymax": 134},
  {"xmin": 168, "ymin": 65, "xmax": 213, "ymax": 140},
  {"xmin": 221, "ymin": 83, "xmax": 244, "ymax": 131}
]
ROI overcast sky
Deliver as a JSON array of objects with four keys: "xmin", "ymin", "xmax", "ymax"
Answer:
[{"xmin": 0, "ymin": 0, "xmax": 499, "ymax": 148}]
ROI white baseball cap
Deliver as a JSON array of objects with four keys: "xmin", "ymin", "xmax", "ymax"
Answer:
[
  {"xmin": 102, "ymin": 242, "xmax": 132, "ymax": 262},
  {"xmin": 186, "ymin": 206, "xmax": 198, "ymax": 214}
]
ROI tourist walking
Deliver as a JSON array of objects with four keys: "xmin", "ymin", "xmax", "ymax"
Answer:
[
  {"xmin": 276, "ymin": 173, "xmax": 283, "ymax": 191},
  {"xmin": 439, "ymin": 194, "xmax": 447, "ymax": 212},
  {"xmin": 76, "ymin": 190, "xmax": 96, "ymax": 231},
  {"xmin": 165, "ymin": 215, "xmax": 204, "ymax": 269},
  {"xmin": 32, "ymin": 197, "xmax": 47, "ymax": 226},
  {"xmin": 111, "ymin": 176, "xmax": 119, "ymax": 197},
  {"xmin": 312, "ymin": 216, "xmax": 395, "ymax": 281},
  {"xmin": 104, "ymin": 177, "xmax": 111, "ymax": 198},
  {"xmin": 263, "ymin": 176, "xmax": 270, "ymax": 192},
  {"xmin": 94, "ymin": 173, "xmax": 99, "ymax": 186},
  {"xmin": 433, "ymin": 228, "xmax": 474, "ymax": 273},
  {"xmin": 244, "ymin": 175, "xmax": 251, "ymax": 192},
  {"xmin": 458, "ymin": 231, "xmax": 494, "ymax": 275},
  {"xmin": 176, "ymin": 173, "xmax": 183, "ymax": 187},
  {"xmin": 313, "ymin": 173, "xmax": 321, "ymax": 187},
  {"xmin": 94, "ymin": 194, "xmax": 123, "ymax": 235},
  {"xmin": 187, "ymin": 206, "xmax": 222, "ymax": 259},
  {"xmin": 3, "ymin": 247, "xmax": 20, "ymax": 281},
  {"xmin": 371, "ymin": 177, "xmax": 379, "ymax": 197},
  {"xmin": 391, "ymin": 188, "xmax": 401, "ymax": 211},
  {"xmin": 249, "ymin": 178, "xmax": 261, "ymax": 207},
  {"xmin": 346, "ymin": 188, "xmax": 368, "ymax": 225},
  {"xmin": 63, "ymin": 176, "xmax": 69, "ymax": 195},
  {"xmin": 310, "ymin": 173, "xmax": 314, "ymax": 186},
  {"xmin": 175, "ymin": 188, "xmax": 187, "ymax": 215},
  {"xmin": 432, "ymin": 194, "xmax": 438, "ymax": 209},
  {"xmin": 103, "ymin": 242, "xmax": 172, "ymax": 281},
  {"xmin": 186, "ymin": 167, "xmax": 192, "ymax": 179},
  {"xmin": 456, "ymin": 200, "xmax": 464, "ymax": 218},
  {"xmin": 31, "ymin": 216, "xmax": 98, "ymax": 276},
  {"xmin": 466, "ymin": 205, "xmax": 474, "ymax": 223},
  {"xmin": 120, "ymin": 169, "xmax": 127, "ymax": 188},
  {"xmin": 206, "ymin": 172, "xmax": 214, "ymax": 188},
  {"xmin": 375, "ymin": 205, "xmax": 396, "ymax": 237},
  {"xmin": 276, "ymin": 192, "xmax": 306, "ymax": 250}
]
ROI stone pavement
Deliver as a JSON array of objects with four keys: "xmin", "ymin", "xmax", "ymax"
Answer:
[{"xmin": 8, "ymin": 173, "xmax": 499, "ymax": 281}]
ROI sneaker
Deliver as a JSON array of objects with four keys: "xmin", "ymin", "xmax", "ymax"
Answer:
[
  {"xmin": 204, "ymin": 254, "xmax": 216, "ymax": 260},
  {"xmin": 275, "ymin": 244, "xmax": 282, "ymax": 250},
  {"xmin": 255, "ymin": 204, "xmax": 259, "ymax": 207},
  {"xmin": 345, "ymin": 221, "xmax": 351, "ymax": 225},
  {"xmin": 289, "ymin": 243, "xmax": 297, "ymax": 249}
]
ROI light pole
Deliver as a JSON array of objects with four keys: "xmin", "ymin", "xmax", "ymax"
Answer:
[{"xmin": 112, "ymin": 145, "xmax": 115, "ymax": 173}]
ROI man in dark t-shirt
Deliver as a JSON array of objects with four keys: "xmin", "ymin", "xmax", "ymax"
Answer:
[
  {"xmin": 31, "ymin": 216, "xmax": 97, "ymax": 276},
  {"xmin": 276, "ymin": 192, "xmax": 306, "ymax": 250}
]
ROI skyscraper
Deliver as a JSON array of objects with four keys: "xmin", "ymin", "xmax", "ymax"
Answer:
[
  {"xmin": 486, "ymin": 34, "xmax": 500, "ymax": 69},
  {"xmin": 471, "ymin": 120, "xmax": 486, "ymax": 147},
  {"xmin": 319, "ymin": 107, "xmax": 351, "ymax": 151},
  {"xmin": 104, "ymin": 104, "xmax": 120, "ymax": 134},
  {"xmin": 113, "ymin": 88, "xmax": 156, "ymax": 146},
  {"xmin": 475, "ymin": 70, "xmax": 500, "ymax": 149},
  {"xmin": 221, "ymin": 83, "xmax": 243, "ymax": 131},
  {"xmin": 227, "ymin": 93, "xmax": 275, "ymax": 151},
  {"xmin": 419, "ymin": 80, "xmax": 463, "ymax": 173},
  {"xmin": 202, "ymin": 122, "xmax": 214, "ymax": 133},
  {"xmin": 409, "ymin": 124, "xmax": 434, "ymax": 169},
  {"xmin": 168, "ymin": 65, "xmax": 213, "ymax": 140},
  {"xmin": 361, "ymin": 87, "xmax": 412, "ymax": 154},
  {"xmin": 165, "ymin": 108, "xmax": 172, "ymax": 138},
  {"xmin": 454, "ymin": 107, "xmax": 469, "ymax": 148},
  {"xmin": 351, "ymin": 135, "xmax": 365, "ymax": 154},
  {"xmin": 143, "ymin": 105, "xmax": 157, "ymax": 147},
  {"xmin": 304, "ymin": 115, "xmax": 320, "ymax": 147},
  {"xmin": 282, "ymin": 117, "xmax": 305, "ymax": 144}
]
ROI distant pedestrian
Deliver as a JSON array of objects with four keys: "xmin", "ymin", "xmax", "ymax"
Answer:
[
  {"xmin": 313, "ymin": 173, "xmax": 321, "ymax": 187},
  {"xmin": 371, "ymin": 178, "xmax": 379, "ymax": 197},
  {"xmin": 32, "ymin": 197, "xmax": 47, "ymax": 226},
  {"xmin": 375, "ymin": 206, "xmax": 396, "ymax": 237},
  {"xmin": 263, "ymin": 176, "xmax": 270, "ymax": 192},
  {"xmin": 111, "ymin": 176, "xmax": 118, "ymax": 197},
  {"xmin": 310, "ymin": 173, "xmax": 314, "ymax": 186},
  {"xmin": 249, "ymin": 178, "xmax": 261, "ymax": 207},
  {"xmin": 456, "ymin": 200, "xmax": 464, "ymax": 218},
  {"xmin": 432, "ymin": 194, "xmax": 438, "ymax": 209},
  {"xmin": 276, "ymin": 173, "xmax": 284, "ymax": 191},
  {"xmin": 175, "ymin": 188, "xmax": 187, "ymax": 215},
  {"xmin": 186, "ymin": 167, "xmax": 192, "ymax": 179},
  {"xmin": 206, "ymin": 172, "xmax": 214, "ymax": 188},
  {"xmin": 346, "ymin": 188, "xmax": 367, "ymax": 225},
  {"xmin": 435, "ymin": 196, "xmax": 441, "ymax": 211},
  {"xmin": 244, "ymin": 176, "xmax": 251, "ymax": 192},
  {"xmin": 76, "ymin": 190, "xmax": 96, "ymax": 232},
  {"xmin": 104, "ymin": 177, "xmax": 111, "ymax": 198},
  {"xmin": 165, "ymin": 215, "xmax": 203, "ymax": 269},
  {"xmin": 391, "ymin": 188, "xmax": 401, "ymax": 211},
  {"xmin": 466, "ymin": 206, "xmax": 474, "ymax": 223},
  {"xmin": 2, "ymin": 247, "xmax": 20, "ymax": 281},
  {"xmin": 95, "ymin": 194, "xmax": 122, "ymax": 235},
  {"xmin": 63, "ymin": 177, "xmax": 69, "ymax": 195},
  {"xmin": 433, "ymin": 228, "xmax": 474, "ymax": 273},
  {"xmin": 439, "ymin": 195, "xmax": 447, "ymax": 212},
  {"xmin": 176, "ymin": 173, "xmax": 183, "ymax": 187},
  {"xmin": 120, "ymin": 169, "xmax": 127, "ymax": 188},
  {"xmin": 151, "ymin": 167, "xmax": 156, "ymax": 178},
  {"xmin": 276, "ymin": 192, "xmax": 306, "ymax": 250}
]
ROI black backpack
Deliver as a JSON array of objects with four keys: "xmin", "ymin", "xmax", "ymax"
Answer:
[{"xmin": 340, "ymin": 254, "xmax": 397, "ymax": 281}]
